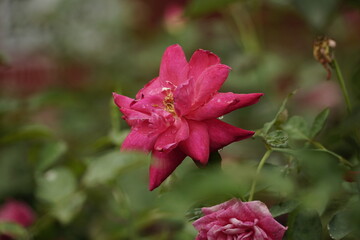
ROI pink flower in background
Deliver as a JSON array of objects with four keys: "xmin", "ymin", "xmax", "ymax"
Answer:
[
  {"xmin": 163, "ymin": 3, "xmax": 187, "ymax": 34},
  {"xmin": 0, "ymin": 200, "xmax": 35, "ymax": 239},
  {"xmin": 193, "ymin": 199, "xmax": 287, "ymax": 240},
  {"xmin": 0, "ymin": 200, "xmax": 35, "ymax": 227},
  {"xmin": 113, "ymin": 44, "xmax": 263, "ymax": 190}
]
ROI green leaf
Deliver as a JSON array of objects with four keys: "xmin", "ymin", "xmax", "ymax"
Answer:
[
  {"xmin": 185, "ymin": 0, "xmax": 240, "ymax": 17},
  {"xmin": 83, "ymin": 151, "xmax": 147, "ymax": 187},
  {"xmin": 286, "ymin": 210, "xmax": 322, "ymax": 240},
  {"xmin": 270, "ymin": 200, "xmax": 299, "ymax": 218},
  {"xmin": 36, "ymin": 167, "xmax": 76, "ymax": 203},
  {"xmin": 301, "ymin": 184, "xmax": 331, "ymax": 215},
  {"xmin": 0, "ymin": 222, "xmax": 28, "ymax": 239},
  {"xmin": 328, "ymin": 210, "xmax": 352, "ymax": 240},
  {"xmin": 261, "ymin": 90, "xmax": 296, "ymax": 136},
  {"xmin": 36, "ymin": 141, "xmax": 67, "ymax": 172},
  {"xmin": 0, "ymin": 125, "xmax": 53, "ymax": 144},
  {"xmin": 52, "ymin": 191, "xmax": 86, "ymax": 224},
  {"xmin": 265, "ymin": 130, "xmax": 289, "ymax": 148},
  {"xmin": 309, "ymin": 108, "xmax": 330, "ymax": 139},
  {"xmin": 283, "ymin": 116, "xmax": 310, "ymax": 140},
  {"xmin": 186, "ymin": 207, "xmax": 203, "ymax": 222}
]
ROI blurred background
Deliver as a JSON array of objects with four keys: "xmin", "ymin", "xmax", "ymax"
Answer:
[{"xmin": 0, "ymin": 0, "xmax": 359, "ymax": 239}]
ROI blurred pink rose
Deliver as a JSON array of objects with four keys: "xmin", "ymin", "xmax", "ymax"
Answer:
[
  {"xmin": 163, "ymin": 3, "xmax": 187, "ymax": 34},
  {"xmin": 113, "ymin": 44, "xmax": 263, "ymax": 190},
  {"xmin": 0, "ymin": 200, "xmax": 35, "ymax": 239},
  {"xmin": 295, "ymin": 81, "xmax": 342, "ymax": 112},
  {"xmin": 193, "ymin": 199, "xmax": 287, "ymax": 240},
  {"xmin": 0, "ymin": 200, "xmax": 35, "ymax": 227}
]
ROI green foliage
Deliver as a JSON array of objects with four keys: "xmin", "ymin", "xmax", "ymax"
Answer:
[
  {"xmin": 283, "ymin": 116, "xmax": 310, "ymax": 140},
  {"xmin": 83, "ymin": 151, "xmax": 148, "ymax": 187},
  {"xmin": 309, "ymin": 108, "xmax": 330, "ymax": 139},
  {"xmin": 36, "ymin": 140, "xmax": 67, "ymax": 172},
  {"xmin": 0, "ymin": 0, "xmax": 359, "ymax": 238},
  {"xmin": 286, "ymin": 210, "xmax": 323, "ymax": 240},
  {"xmin": 265, "ymin": 130, "xmax": 288, "ymax": 148},
  {"xmin": 261, "ymin": 90, "xmax": 296, "ymax": 137},
  {"xmin": 52, "ymin": 191, "xmax": 86, "ymax": 224},
  {"xmin": 0, "ymin": 222, "xmax": 29, "ymax": 240},
  {"xmin": 270, "ymin": 200, "xmax": 299, "ymax": 218},
  {"xmin": 328, "ymin": 210, "xmax": 352, "ymax": 240},
  {"xmin": 36, "ymin": 167, "xmax": 77, "ymax": 203}
]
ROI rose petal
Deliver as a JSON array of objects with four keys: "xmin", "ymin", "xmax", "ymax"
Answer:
[
  {"xmin": 245, "ymin": 201, "xmax": 273, "ymax": 219},
  {"xmin": 135, "ymin": 77, "xmax": 163, "ymax": 99},
  {"xmin": 148, "ymin": 109, "xmax": 174, "ymax": 130},
  {"xmin": 149, "ymin": 148, "xmax": 187, "ymax": 190},
  {"xmin": 113, "ymin": 92, "xmax": 134, "ymax": 109},
  {"xmin": 192, "ymin": 64, "xmax": 231, "ymax": 109},
  {"xmin": 159, "ymin": 44, "xmax": 189, "ymax": 88},
  {"xmin": 121, "ymin": 129, "xmax": 159, "ymax": 152},
  {"xmin": 205, "ymin": 119, "xmax": 254, "ymax": 151},
  {"xmin": 253, "ymin": 225, "xmax": 270, "ymax": 239},
  {"xmin": 154, "ymin": 118, "xmax": 189, "ymax": 152},
  {"xmin": 180, "ymin": 120, "xmax": 209, "ymax": 165},
  {"xmin": 193, "ymin": 215, "xmax": 217, "ymax": 232},
  {"xmin": 187, "ymin": 93, "xmax": 263, "ymax": 120},
  {"xmin": 189, "ymin": 49, "xmax": 220, "ymax": 80},
  {"xmin": 174, "ymin": 77, "xmax": 195, "ymax": 116},
  {"xmin": 119, "ymin": 107, "xmax": 151, "ymax": 127},
  {"xmin": 130, "ymin": 95, "xmax": 164, "ymax": 114},
  {"xmin": 202, "ymin": 199, "xmax": 238, "ymax": 215}
]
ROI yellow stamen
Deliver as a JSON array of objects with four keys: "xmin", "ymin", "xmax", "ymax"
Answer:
[{"xmin": 163, "ymin": 92, "xmax": 176, "ymax": 115}]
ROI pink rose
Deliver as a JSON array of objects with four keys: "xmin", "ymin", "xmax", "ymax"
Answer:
[
  {"xmin": 0, "ymin": 200, "xmax": 35, "ymax": 227},
  {"xmin": 193, "ymin": 199, "xmax": 287, "ymax": 240},
  {"xmin": 0, "ymin": 200, "xmax": 35, "ymax": 239},
  {"xmin": 113, "ymin": 44, "xmax": 263, "ymax": 190}
]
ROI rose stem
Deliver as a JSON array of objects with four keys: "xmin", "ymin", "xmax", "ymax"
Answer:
[
  {"xmin": 248, "ymin": 149, "xmax": 272, "ymax": 201},
  {"xmin": 333, "ymin": 58, "xmax": 352, "ymax": 114}
]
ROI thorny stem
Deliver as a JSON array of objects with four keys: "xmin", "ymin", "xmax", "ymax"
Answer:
[
  {"xmin": 248, "ymin": 149, "xmax": 272, "ymax": 201},
  {"xmin": 333, "ymin": 58, "xmax": 352, "ymax": 114}
]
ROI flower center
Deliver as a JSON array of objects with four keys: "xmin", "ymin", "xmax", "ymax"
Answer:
[{"xmin": 163, "ymin": 92, "xmax": 176, "ymax": 115}]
